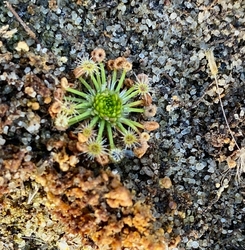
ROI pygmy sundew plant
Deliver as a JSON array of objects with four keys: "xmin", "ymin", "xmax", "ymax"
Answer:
[{"xmin": 51, "ymin": 48, "xmax": 159, "ymax": 164}]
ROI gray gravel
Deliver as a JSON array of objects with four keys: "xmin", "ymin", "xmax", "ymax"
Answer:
[{"xmin": 1, "ymin": 0, "xmax": 245, "ymax": 249}]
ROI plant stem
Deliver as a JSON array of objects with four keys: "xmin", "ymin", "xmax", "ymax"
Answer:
[
  {"xmin": 120, "ymin": 118, "xmax": 143, "ymax": 132},
  {"xmin": 66, "ymin": 87, "xmax": 88, "ymax": 99},
  {"xmin": 91, "ymin": 74, "xmax": 100, "ymax": 92},
  {"xmin": 125, "ymin": 100, "xmax": 143, "ymax": 107},
  {"xmin": 97, "ymin": 119, "xmax": 105, "ymax": 142},
  {"xmin": 214, "ymin": 75, "xmax": 240, "ymax": 150},
  {"xmin": 100, "ymin": 62, "xmax": 106, "ymax": 85},
  {"xmin": 115, "ymin": 69, "xmax": 126, "ymax": 92},
  {"xmin": 106, "ymin": 122, "xmax": 115, "ymax": 149},
  {"xmin": 68, "ymin": 110, "xmax": 91, "ymax": 125},
  {"xmin": 79, "ymin": 77, "xmax": 94, "ymax": 93}
]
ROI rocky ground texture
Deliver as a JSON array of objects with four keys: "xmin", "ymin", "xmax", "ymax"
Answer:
[{"xmin": 0, "ymin": 0, "xmax": 245, "ymax": 249}]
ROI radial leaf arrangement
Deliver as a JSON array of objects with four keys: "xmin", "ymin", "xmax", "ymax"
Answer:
[{"xmin": 50, "ymin": 48, "xmax": 159, "ymax": 164}]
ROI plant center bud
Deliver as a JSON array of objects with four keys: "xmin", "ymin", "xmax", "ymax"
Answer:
[{"xmin": 94, "ymin": 90, "xmax": 122, "ymax": 123}]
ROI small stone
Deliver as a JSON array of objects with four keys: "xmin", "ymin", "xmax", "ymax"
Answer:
[
  {"xmin": 195, "ymin": 162, "xmax": 206, "ymax": 171},
  {"xmin": 15, "ymin": 41, "xmax": 29, "ymax": 52},
  {"xmin": 159, "ymin": 176, "xmax": 172, "ymax": 189},
  {"xmin": 57, "ymin": 240, "xmax": 69, "ymax": 250},
  {"xmin": 24, "ymin": 86, "xmax": 36, "ymax": 98},
  {"xmin": 192, "ymin": 241, "xmax": 199, "ymax": 248},
  {"xmin": 0, "ymin": 136, "xmax": 6, "ymax": 145},
  {"xmin": 170, "ymin": 12, "xmax": 177, "ymax": 20},
  {"xmin": 26, "ymin": 115, "xmax": 41, "ymax": 134},
  {"xmin": 31, "ymin": 102, "xmax": 40, "ymax": 110}
]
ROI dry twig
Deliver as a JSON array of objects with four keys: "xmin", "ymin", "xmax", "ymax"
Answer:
[
  {"xmin": 206, "ymin": 50, "xmax": 245, "ymax": 184},
  {"xmin": 4, "ymin": 1, "xmax": 40, "ymax": 44}
]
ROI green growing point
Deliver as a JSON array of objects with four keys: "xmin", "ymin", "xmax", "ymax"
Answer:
[{"xmin": 93, "ymin": 90, "xmax": 123, "ymax": 123}]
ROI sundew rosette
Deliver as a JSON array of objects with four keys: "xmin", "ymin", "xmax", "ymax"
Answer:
[{"xmin": 50, "ymin": 48, "xmax": 159, "ymax": 164}]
